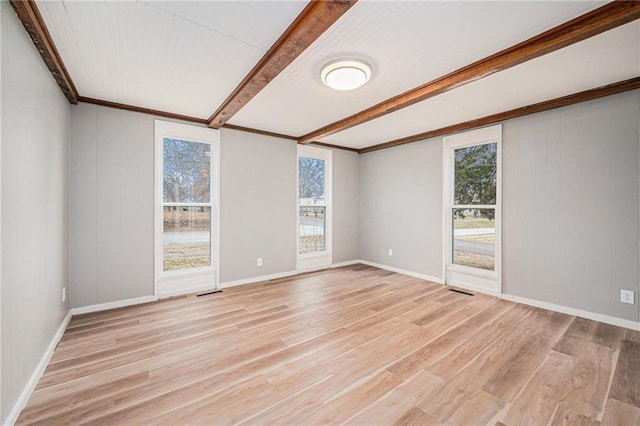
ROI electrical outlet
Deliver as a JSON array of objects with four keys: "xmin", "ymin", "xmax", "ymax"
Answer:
[
  {"xmin": 621, "ymin": 289, "xmax": 635, "ymax": 304},
  {"xmin": 62, "ymin": 287, "xmax": 66, "ymax": 302},
  {"xmin": 388, "ymin": 249, "xmax": 393, "ymax": 257},
  {"xmin": 257, "ymin": 257, "xmax": 263, "ymax": 267}
]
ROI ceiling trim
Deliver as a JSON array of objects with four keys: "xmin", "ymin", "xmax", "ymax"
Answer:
[
  {"xmin": 78, "ymin": 97, "xmax": 209, "ymax": 124},
  {"xmin": 223, "ymin": 123, "xmax": 298, "ymax": 141},
  {"xmin": 358, "ymin": 76, "xmax": 640, "ymax": 154},
  {"xmin": 77, "ymin": 97, "xmax": 356, "ymax": 152},
  {"xmin": 300, "ymin": 1, "xmax": 640, "ymax": 144},
  {"xmin": 309, "ymin": 141, "xmax": 359, "ymax": 153},
  {"xmin": 221, "ymin": 125, "xmax": 359, "ymax": 151},
  {"xmin": 207, "ymin": 0, "xmax": 358, "ymax": 129},
  {"xmin": 9, "ymin": 0, "xmax": 79, "ymax": 104}
]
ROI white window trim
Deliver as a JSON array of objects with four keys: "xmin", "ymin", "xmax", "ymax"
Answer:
[
  {"xmin": 154, "ymin": 120, "xmax": 221, "ymax": 298},
  {"xmin": 442, "ymin": 124, "xmax": 502, "ymax": 296},
  {"xmin": 297, "ymin": 145, "xmax": 333, "ymax": 272}
]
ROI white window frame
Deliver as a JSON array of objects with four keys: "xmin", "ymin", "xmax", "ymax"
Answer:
[
  {"xmin": 297, "ymin": 145, "xmax": 332, "ymax": 272},
  {"xmin": 154, "ymin": 120, "xmax": 221, "ymax": 298},
  {"xmin": 442, "ymin": 124, "xmax": 502, "ymax": 296}
]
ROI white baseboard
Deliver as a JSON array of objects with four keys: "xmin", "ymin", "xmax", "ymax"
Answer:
[
  {"xmin": 158, "ymin": 284, "xmax": 217, "ymax": 299},
  {"xmin": 358, "ymin": 260, "xmax": 444, "ymax": 284},
  {"xmin": 359, "ymin": 261, "xmax": 639, "ymax": 331},
  {"xmin": 220, "ymin": 270, "xmax": 298, "ymax": 289},
  {"xmin": 446, "ymin": 280, "xmax": 501, "ymax": 298},
  {"xmin": 5, "ymin": 268, "xmax": 637, "ymax": 426},
  {"xmin": 70, "ymin": 295, "xmax": 158, "ymax": 315},
  {"xmin": 221, "ymin": 261, "xmax": 365, "ymax": 290},
  {"xmin": 501, "ymin": 293, "xmax": 640, "ymax": 331},
  {"xmin": 331, "ymin": 260, "xmax": 361, "ymax": 268},
  {"xmin": 219, "ymin": 262, "xmax": 361, "ymax": 290},
  {"xmin": 156, "ymin": 271, "xmax": 218, "ymax": 299},
  {"xmin": 5, "ymin": 310, "xmax": 72, "ymax": 426}
]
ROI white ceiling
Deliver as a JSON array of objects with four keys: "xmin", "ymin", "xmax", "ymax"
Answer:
[
  {"xmin": 36, "ymin": 0, "xmax": 307, "ymax": 118},
  {"xmin": 229, "ymin": 0, "xmax": 605, "ymax": 136},
  {"xmin": 320, "ymin": 20, "xmax": 640, "ymax": 149},
  {"xmin": 35, "ymin": 0, "xmax": 639, "ymax": 150}
]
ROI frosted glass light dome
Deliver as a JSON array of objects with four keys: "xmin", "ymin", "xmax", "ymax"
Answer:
[{"xmin": 321, "ymin": 59, "xmax": 371, "ymax": 91}]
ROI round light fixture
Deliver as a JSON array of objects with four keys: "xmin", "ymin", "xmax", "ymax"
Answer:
[{"xmin": 321, "ymin": 59, "xmax": 371, "ymax": 91}]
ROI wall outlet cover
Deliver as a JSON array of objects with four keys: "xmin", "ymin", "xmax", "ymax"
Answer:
[
  {"xmin": 621, "ymin": 289, "xmax": 635, "ymax": 304},
  {"xmin": 388, "ymin": 249, "xmax": 393, "ymax": 257},
  {"xmin": 257, "ymin": 257, "xmax": 263, "ymax": 267}
]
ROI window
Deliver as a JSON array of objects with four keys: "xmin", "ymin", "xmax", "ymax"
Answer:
[
  {"xmin": 162, "ymin": 139, "xmax": 212, "ymax": 271},
  {"xmin": 297, "ymin": 145, "xmax": 332, "ymax": 271},
  {"xmin": 299, "ymin": 157, "xmax": 326, "ymax": 254},
  {"xmin": 443, "ymin": 125, "xmax": 501, "ymax": 295},
  {"xmin": 155, "ymin": 121, "xmax": 220, "ymax": 297},
  {"xmin": 452, "ymin": 143, "xmax": 497, "ymax": 271}
]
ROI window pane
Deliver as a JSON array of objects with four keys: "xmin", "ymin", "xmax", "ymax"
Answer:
[
  {"xmin": 163, "ymin": 138, "xmax": 211, "ymax": 203},
  {"xmin": 299, "ymin": 206, "xmax": 325, "ymax": 254},
  {"xmin": 163, "ymin": 206, "xmax": 211, "ymax": 271},
  {"xmin": 299, "ymin": 157, "xmax": 325, "ymax": 201},
  {"xmin": 454, "ymin": 142, "xmax": 497, "ymax": 205},
  {"xmin": 452, "ymin": 208, "xmax": 495, "ymax": 271}
]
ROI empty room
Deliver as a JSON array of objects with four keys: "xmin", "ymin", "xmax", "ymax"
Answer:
[{"xmin": 2, "ymin": 0, "xmax": 640, "ymax": 424}]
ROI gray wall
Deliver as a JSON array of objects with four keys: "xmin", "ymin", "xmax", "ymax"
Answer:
[
  {"xmin": 1, "ymin": 0, "xmax": 71, "ymax": 421},
  {"xmin": 219, "ymin": 129, "xmax": 297, "ymax": 283},
  {"xmin": 359, "ymin": 139, "xmax": 443, "ymax": 279},
  {"xmin": 359, "ymin": 90, "xmax": 640, "ymax": 323},
  {"xmin": 69, "ymin": 104, "xmax": 154, "ymax": 308},
  {"xmin": 69, "ymin": 105, "xmax": 360, "ymax": 305},
  {"xmin": 1, "ymin": 1, "xmax": 4, "ymax": 418},
  {"xmin": 332, "ymin": 149, "xmax": 360, "ymax": 264},
  {"xmin": 218, "ymin": 137, "xmax": 360, "ymax": 282},
  {"xmin": 502, "ymin": 91, "xmax": 640, "ymax": 322}
]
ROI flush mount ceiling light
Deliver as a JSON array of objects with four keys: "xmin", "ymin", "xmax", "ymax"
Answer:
[{"xmin": 321, "ymin": 59, "xmax": 372, "ymax": 91}]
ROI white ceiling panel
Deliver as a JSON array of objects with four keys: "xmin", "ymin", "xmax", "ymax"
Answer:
[
  {"xmin": 440, "ymin": 20, "xmax": 640, "ymax": 118},
  {"xmin": 230, "ymin": 0, "xmax": 604, "ymax": 136},
  {"xmin": 144, "ymin": 1, "xmax": 306, "ymax": 51},
  {"xmin": 320, "ymin": 20, "xmax": 640, "ymax": 150},
  {"xmin": 37, "ymin": 0, "xmax": 307, "ymax": 118},
  {"xmin": 324, "ymin": 97, "xmax": 477, "ymax": 150}
]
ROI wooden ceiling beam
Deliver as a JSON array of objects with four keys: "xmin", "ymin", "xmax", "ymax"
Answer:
[
  {"xmin": 309, "ymin": 141, "xmax": 359, "ymax": 153},
  {"xmin": 207, "ymin": 0, "xmax": 357, "ymax": 129},
  {"xmin": 77, "ymin": 98, "xmax": 358, "ymax": 152},
  {"xmin": 300, "ymin": 1, "xmax": 640, "ymax": 144},
  {"xmin": 222, "ymin": 123, "xmax": 298, "ymax": 141},
  {"xmin": 78, "ymin": 97, "xmax": 208, "ymax": 124},
  {"xmin": 10, "ymin": 0, "xmax": 79, "ymax": 104},
  {"xmin": 358, "ymin": 77, "xmax": 640, "ymax": 154}
]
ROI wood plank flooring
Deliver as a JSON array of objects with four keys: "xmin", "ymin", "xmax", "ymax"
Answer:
[{"xmin": 17, "ymin": 265, "xmax": 640, "ymax": 425}]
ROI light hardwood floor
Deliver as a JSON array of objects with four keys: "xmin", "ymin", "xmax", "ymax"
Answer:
[{"xmin": 17, "ymin": 264, "xmax": 640, "ymax": 425}]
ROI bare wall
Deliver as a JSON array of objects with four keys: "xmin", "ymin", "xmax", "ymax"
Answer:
[
  {"xmin": 218, "ymin": 129, "xmax": 297, "ymax": 283},
  {"xmin": 359, "ymin": 90, "xmax": 640, "ymax": 323},
  {"xmin": 332, "ymin": 149, "xmax": 360, "ymax": 264},
  {"xmin": 1, "ymin": 1, "xmax": 71, "ymax": 420},
  {"xmin": 69, "ymin": 104, "xmax": 155, "ymax": 308},
  {"xmin": 502, "ymin": 91, "xmax": 640, "ymax": 323},
  {"xmin": 1, "ymin": 1, "xmax": 4, "ymax": 418},
  {"xmin": 218, "ymin": 133, "xmax": 360, "ymax": 282},
  {"xmin": 359, "ymin": 139, "xmax": 443, "ymax": 280},
  {"xmin": 69, "ymin": 105, "xmax": 360, "ymax": 306}
]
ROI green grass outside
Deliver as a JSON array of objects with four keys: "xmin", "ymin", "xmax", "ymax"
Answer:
[
  {"xmin": 454, "ymin": 251, "xmax": 494, "ymax": 270},
  {"xmin": 164, "ymin": 245, "xmax": 210, "ymax": 271},
  {"xmin": 454, "ymin": 217, "xmax": 495, "ymax": 229}
]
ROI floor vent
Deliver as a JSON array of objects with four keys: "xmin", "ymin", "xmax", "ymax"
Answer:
[
  {"xmin": 197, "ymin": 289, "xmax": 223, "ymax": 297},
  {"xmin": 449, "ymin": 288, "xmax": 474, "ymax": 296}
]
